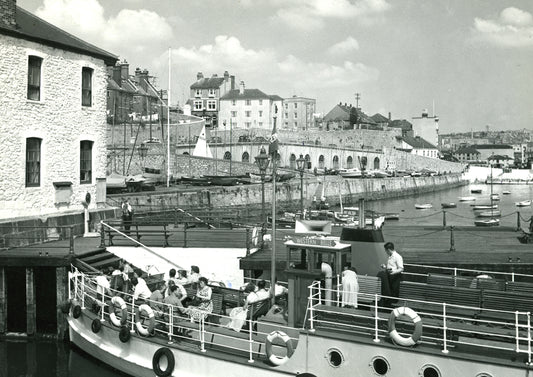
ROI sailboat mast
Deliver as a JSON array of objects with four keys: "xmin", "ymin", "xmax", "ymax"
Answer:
[{"xmin": 166, "ymin": 47, "xmax": 171, "ymax": 187}]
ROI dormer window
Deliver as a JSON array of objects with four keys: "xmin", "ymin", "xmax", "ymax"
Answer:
[{"xmin": 208, "ymin": 89, "xmax": 216, "ymax": 97}]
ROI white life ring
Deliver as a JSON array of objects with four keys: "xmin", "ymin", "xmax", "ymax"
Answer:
[
  {"xmin": 388, "ymin": 306, "xmax": 423, "ymax": 346},
  {"xmin": 265, "ymin": 331, "xmax": 294, "ymax": 366},
  {"xmin": 135, "ymin": 304, "xmax": 155, "ymax": 336},
  {"xmin": 251, "ymin": 227, "xmax": 259, "ymax": 247},
  {"xmin": 109, "ymin": 296, "xmax": 128, "ymax": 327}
]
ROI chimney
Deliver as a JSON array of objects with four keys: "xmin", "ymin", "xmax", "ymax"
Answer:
[
  {"xmin": 212, "ymin": 74, "xmax": 218, "ymax": 78},
  {"xmin": 239, "ymin": 80, "xmax": 245, "ymax": 95},
  {"xmin": 0, "ymin": 0, "xmax": 17, "ymax": 29},
  {"xmin": 112, "ymin": 65, "xmax": 122, "ymax": 87},
  {"xmin": 388, "ymin": 112, "xmax": 391, "ymax": 120},
  {"xmin": 197, "ymin": 72, "xmax": 203, "ymax": 80},
  {"xmin": 230, "ymin": 75, "xmax": 235, "ymax": 90},
  {"xmin": 137, "ymin": 69, "xmax": 149, "ymax": 91},
  {"xmin": 120, "ymin": 60, "xmax": 129, "ymax": 81},
  {"xmin": 224, "ymin": 71, "xmax": 229, "ymax": 81}
]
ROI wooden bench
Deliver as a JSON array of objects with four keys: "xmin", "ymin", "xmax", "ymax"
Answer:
[
  {"xmin": 358, "ymin": 275, "xmax": 381, "ymax": 305},
  {"xmin": 479, "ymin": 289, "xmax": 533, "ymax": 322},
  {"xmin": 106, "ymin": 225, "xmax": 170, "ymax": 246},
  {"xmin": 506, "ymin": 281, "xmax": 533, "ymax": 294}
]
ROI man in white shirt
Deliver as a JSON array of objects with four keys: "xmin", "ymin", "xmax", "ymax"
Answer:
[
  {"xmin": 131, "ymin": 276, "xmax": 152, "ymax": 303},
  {"xmin": 383, "ymin": 242, "xmax": 404, "ymax": 303}
]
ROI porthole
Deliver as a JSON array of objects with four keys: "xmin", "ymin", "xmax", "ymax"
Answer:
[
  {"xmin": 419, "ymin": 364, "xmax": 441, "ymax": 377},
  {"xmin": 326, "ymin": 348, "xmax": 344, "ymax": 367},
  {"xmin": 475, "ymin": 374, "xmax": 493, "ymax": 377},
  {"xmin": 370, "ymin": 356, "xmax": 390, "ymax": 375}
]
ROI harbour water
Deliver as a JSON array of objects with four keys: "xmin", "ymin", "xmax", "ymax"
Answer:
[{"xmin": 4, "ymin": 182, "xmax": 533, "ymax": 376}]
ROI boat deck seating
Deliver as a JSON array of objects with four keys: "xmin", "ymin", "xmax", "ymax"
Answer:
[
  {"xmin": 479, "ymin": 289, "xmax": 533, "ymax": 322},
  {"xmin": 505, "ymin": 281, "xmax": 533, "ymax": 293},
  {"xmin": 357, "ymin": 275, "xmax": 381, "ymax": 304},
  {"xmin": 426, "ymin": 273, "xmax": 506, "ymax": 290},
  {"xmin": 106, "ymin": 224, "xmax": 170, "ymax": 246}
]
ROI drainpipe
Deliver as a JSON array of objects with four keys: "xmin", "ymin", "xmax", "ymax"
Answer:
[{"xmin": 321, "ymin": 262, "xmax": 333, "ymax": 306}]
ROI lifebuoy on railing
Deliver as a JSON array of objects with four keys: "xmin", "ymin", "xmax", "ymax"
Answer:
[
  {"xmin": 109, "ymin": 296, "xmax": 128, "ymax": 327},
  {"xmin": 135, "ymin": 304, "xmax": 155, "ymax": 337},
  {"xmin": 265, "ymin": 331, "xmax": 294, "ymax": 366},
  {"xmin": 388, "ymin": 306, "xmax": 423, "ymax": 346},
  {"xmin": 152, "ymin": 347, "xmax": 175, "ymax": 377}
]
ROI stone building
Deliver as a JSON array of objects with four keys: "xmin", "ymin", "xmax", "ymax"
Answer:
[
  {"xmin": 322, "ymin": 103, "xmax": 377, "ymax": 130},
  {"xmin": 0, "ymin": 0, "xmax": 117, "ymax": 220},
  {"xmin": 282, "ymin": 95, "xmax": 316, "ymax": 131},
  {"xmin": 453, "ymin": 146, "xmax": 481, "ymax": 163}
]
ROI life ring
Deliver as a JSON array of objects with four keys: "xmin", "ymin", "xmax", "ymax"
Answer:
[
  {"xmin": 388, "ymin": 306, "xmax": 423, "ymax": 346},
  {"xmin": 152, "ymin": 347, "xmax": 175, "ymax": 377},
  {"xmin": 109, "ymin": 296, "xmax": 128, "ymax": 327},
  {"xmin": 251, "ymin": 227, "xmax": 259, "ymax": 247},
  {"xmin": 135, "ymin": 304, "xmax": 155, "ymax": 337},
  {"xmin": 265, "ymin": 330, "xmax": 294, "ymax": 366},
  {"xmin": 72, "ymin": 304, "xmax": 82, "ymax": 319},
  {"xmin": 91, "ymin": 318, "xmax": 102, "ymax": 333},
  {"xmin": 119, "ymin": 325, "xmax": 131, "ymax": 343}
]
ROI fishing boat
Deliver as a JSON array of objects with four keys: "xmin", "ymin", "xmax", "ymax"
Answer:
[
  {"xmin": 415, "ymin": 203, "xmax": 432, "ymax": 209},
  {"xmin": 516, "ymin": 200, "xmax": 532, "ymax": 207},
  {"xmin": 459, "ymin": 196, "xmax": 476, "ymax": 202},
  {"xmin": 440, "ymin": 202, "xmax": 456, "ymax": 209}
]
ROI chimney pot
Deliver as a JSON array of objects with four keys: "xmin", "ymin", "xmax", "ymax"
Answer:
[
  {"xmin": 197, "ymin": 72, "xmax": 204, "ymax": 80},
  {"xmin": 239, "ymin": 81, "xmax": 245, "ymax": 95}
]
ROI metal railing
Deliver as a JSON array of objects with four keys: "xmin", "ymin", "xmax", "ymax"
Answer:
[
  {"xmin": 404, "ymin": 263, "xmax": 533, "ymax": 283},
  {"xmin": 0, "ymin": 224, "xmax": 76, "ymax": 253}
]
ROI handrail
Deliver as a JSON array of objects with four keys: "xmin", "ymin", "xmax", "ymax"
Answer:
[{"xmin": 405, "ymin": 263, "xmax": 533, "ymax": 282}]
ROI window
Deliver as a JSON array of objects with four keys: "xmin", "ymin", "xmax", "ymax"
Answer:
[
  {"xmin": 294, "ymin": 103, "xmax": 298, "ymax": 109},
  {"xmin": 27, "ymin": 56, "xmax": 42, "ymax": 101},
  {"xmin": 231, "ymin": 100, "xmax": 236, "ymax": 106},
  {"xmin": 258, "ymin": 122, "xmax": 263, "ymax": 127},
  {"xmin": 26, "ymin": 137, "xmax": 41, "ymax": 187},
  {"xmin": 245, "ymin": 100, "xmax": 251, "ymax": 106},
  {"xmin": 259, "ymin": 110, "xmax": 263, "ymax": 117},
  {"xmin": 259, "ymin": 100, "xmax": 263, "ymax": 105},
  {"xmin": 82, "ymin": 67, "xmax": 93, "ymax": 107},
  {"xmin": 208, "ymin": 89, "xmax": 216, "ymax": 97},
  {"xmin": 294, "ymin": 122, "xmax": 298, "ymax": 128},
  {"xmin": 231, "ymin": 111, "xmax": 237, "ymax": 117},
  {"xmin": 242, "ymin": 152, "xmax": 250, "ymax": 163},
  {"xmin": 195, "ymin": 89, "xmax": 201, "ymax": 97},
  {"xmin": 294, "ymin": 112, "xmax": 298, "ymax": 118},
  {"xmin": 245, "ymin": 111, "xmax": 251, "ymax": 117},
  {"xmin": 284, "ymin": 103, "xmax": 288, "ymax": 109},
  {"xmin": 207, "ymin": 100, "xmax": 216, "ymax": 110},
  {"xmin": 284, "ymin": 112, "xmax": 288, "ymax": 118},
  {"xmin": 80, "ymin": 140, "xmax": 93, "ymax": 183},
  {"xmin": 194, "ymin": 100, "xmax": 203, "ymax": 110},
  {"xmin": 245, "ymin": 122, "xmax": 251, "ymax": 128},
  {"xmin": 284, "ymin": 122, "xmax": 288, "ymax": 127}
]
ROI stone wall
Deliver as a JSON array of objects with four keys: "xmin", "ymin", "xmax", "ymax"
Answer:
[{"xmin": 0, "ymin": 34, "xmax": 109, "ymax": 220}]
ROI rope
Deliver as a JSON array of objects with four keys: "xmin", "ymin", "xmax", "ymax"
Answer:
[
  {"xmin": 453, "ymin": 228, "xmax": 501, "ymax": 238},
  {"xmin": 384, "ymin": 229, "xmax": 446, "ymax": 238},
  {"xmin": 400, "ymin": 211, "xmax": 444, "ymax": 220}
]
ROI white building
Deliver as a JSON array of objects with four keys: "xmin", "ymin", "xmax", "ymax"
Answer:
[
  {"xmin": 0, "ymin": 0, "xmax": 117, "ymax": 219},
  {"xmin": 399, "ymin": 136, "xmax": 439, "ymax": 158},
  {"xmin": 218, "ymin": 81, "xmax": 283, "ymax": 131},
  {"xmin": 282, "ymin": 95, "xmax": 316, "ymax": 131},
  {"xmin": 412, "ymin": 109, "xmax": 439, "ymax": 149}
]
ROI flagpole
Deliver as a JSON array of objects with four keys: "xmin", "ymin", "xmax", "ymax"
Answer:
[
  {"xmin": 269, "ymin": 108, "xmax": 278, "ymax": 305},
  {"xmin": 166, "ymin": 47, "xmax": 171, "ymax": 187}
]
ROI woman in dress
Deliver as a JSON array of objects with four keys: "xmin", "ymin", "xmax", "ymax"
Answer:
[
  {"xmin": 341, "ymin": 265, "xmax": 359, "ymax": 308},
  {"xmin": 188, "ymin": 277, "xmax": 213, "ymax": 322}
]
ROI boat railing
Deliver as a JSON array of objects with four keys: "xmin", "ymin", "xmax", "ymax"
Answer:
[
  {"xmin": 404, "ymin": 263, "xmax": 533, "ymax": 283},
  {"xmin": 306, "ymin": 280, "xmax": 533, "ymax": 364},
  {"xmin": 68, "ymin": 268, "xmax": 297, "ymax": 364}
]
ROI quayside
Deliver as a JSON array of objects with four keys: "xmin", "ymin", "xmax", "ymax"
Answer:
[{"xmin": 65, "ymin": 225, "xmax": 533, "ymax": 377}]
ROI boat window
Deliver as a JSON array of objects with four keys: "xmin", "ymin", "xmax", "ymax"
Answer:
[
  {"xmin": 326, "ymin": 348, "xmax": 344, "ymax": 367},
  {"xmin": 371, "ymin": 356, "xmax": 389, "ymax": 375},
  {"xmin": 420, "ymin": 364, "xmax": 441, "ymax": 377}
]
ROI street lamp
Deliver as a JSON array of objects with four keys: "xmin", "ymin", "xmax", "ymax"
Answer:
[
  {"xmin": 255, "ymin": 147, "xmax": 270, "ymax": 224},
  {"xmin": 296, "ymin": 154, "xmax": 306, "ymax": 217},
  {"xmin": 138, "ymin": 143, "xmax": 148, "ymax": 173}
]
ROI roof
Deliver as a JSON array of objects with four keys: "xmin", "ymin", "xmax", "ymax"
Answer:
[
  {"xmin": 220, "ymin": 89, "xmax": 271, "ymax": 101},
  {"xmin": 389, "ymin": 119, "xmax": 413, "ymax": 131},
  {"xmin": 472, "ymin": 144, "xmax": 513, "ymax": 150},
  {"xmin": 402, "ymin": 136, "xmax": 438, "ymax": 149},
  {"xmin": 0, "ymin": 7, "xmax": 117, "ymax": 66},
  {"xmin": 454, "ymin": 146, "xmax": 480, "ymax": 155},
  {"xmin": 190, "ymin": 76, "xmax": 226, "ymax": 89},
  {"xmin": 370, "ymin": 113, "xmax": 390, "ymax": 123},
  {"xmin": 269, "ymin": 95, "xmax": 283, "ymax": 101},
  {"xmin": 487, "ymin": 154, "xmax": 513, "ymax": 160},
  {"xmin": 323, "ymin": 104, "xmax": 376, "ymax": 124}
]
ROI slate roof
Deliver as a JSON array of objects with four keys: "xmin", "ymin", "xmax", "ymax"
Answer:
[
  {"xmin": 323, "ymin": 104, "xmax": 376, "ymax": 124},
  {"xmin": 488, "ymin": 154, "xmax": 513, "ymax": 160},
  {"xmin": 0, "ymin": 7, "xmax": 117, "ymax": 66},
  {"xmin": 371, "ymin": 113, "xmax": 389, "ymax": 123},
  {"xmin": 454, "ymin": 146, "xmax": 480, "ymax": 155},
  {"xmin": 190, "ymin": 77, "xmax": 226, "ymax": 89},
  {"xmin": 220, "ymin": 89, "xmax": 271, "ymax": 101},
  {"xmin": 269, "ymin": 95, "xmax": 283, "ymax": 101},
  {"xmin": 389, "ymin": 119, "xmax": 413, "ymax": 131},
  {"xmin": 472, "ymin": 144, "xmax": 513, "ymax": 149},
  {"xmin": 402, "ymin": 136, "xmax": 438, "ymax": 149}
]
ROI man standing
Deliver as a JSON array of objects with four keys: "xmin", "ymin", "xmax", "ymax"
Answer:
[
  {"xmin": 121, "ymin": 198, "xmax": 133, "ymax": 234},
  {"xmin": 382, "ymin": 242, "xmax": 404, "ymax": 304}
]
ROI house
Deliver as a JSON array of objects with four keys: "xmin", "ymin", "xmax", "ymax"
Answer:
[
  {"xmin": 453, "ymin": 146, "xmax": 481, "ymax": 163},
  {"xmin": 370, "ymin": 113, "xmax": 390, "ymax": 129},
  {"xmin": 323, "ymin": 103, "xmax": 377, "ymax": 130},
  {"xmin": 412, "ymin": 109, "xmax": 439, "ymax": 149},
  {"xmin": 188, "ymin": 71, "xmax": 235, "ymax": 128},
  {"xmin": 472, "ymin": 144, "xmax": 514, "ymax": 163},
  {"xmin": 388, "ymin": 119, "xmax": 413, "ymax": 137},
  {"xmin": 0, "ymin": 0, "xmax": 117, "ymax": 219},
  {"xmin": 398, "ymin": 136, "xmax": 439, "ymax": 159},
  {"xmin": 487, "ymin": 154, "xmax": 514, "ymax": 168},
  {"xmin": 282, "ymin": 95, "xmax": 316, "ymax": 130},
  {"xmin": 218, "ymin": 81, "xmax": 282, "ymax": 131}
]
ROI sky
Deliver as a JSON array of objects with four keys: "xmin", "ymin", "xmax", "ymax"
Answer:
[{"xmin": 18, "ymin": 0, "xmax": 533, "ymax": 133}]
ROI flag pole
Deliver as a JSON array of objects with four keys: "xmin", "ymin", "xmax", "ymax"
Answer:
[
  {"xmin": 166, "ymin": 47, "xmax": 171, "ymax": 187},
  {"xmin": 269, "ymin": 107, "xmax": 278, "ymax": 305}
]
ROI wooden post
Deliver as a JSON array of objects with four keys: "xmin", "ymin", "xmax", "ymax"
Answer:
[
  {"xmin": 0, "ymin": 267, "xmax": 6, "ymax": 334},
  {"xmin": 449, "ymin": 226, "xmax": 456, "ymax": 252},
  {"xmin": 517, "ymin": 211, "xmax": 521, "ymax": 231},
  {"xmin": 56, "ymin": 267, "xmax": 68, "ymax": 340},
  {"xmin": 100, "ymin": 222, "xmax": 106, "ymax": 248},
  {"xmin": 246, "ymin": 228, "xmax": 251, "ymax": 256},
  {"xmin": 442, "ymin": 210, "xmax": 447, "ymax": 228},
  {"xmin": 69, "ymin": 226, "xmax": 74, "ymax": 253},
  {"xmin": 26, "ymin": 267, "xmax": 35, "ymax": 335}
]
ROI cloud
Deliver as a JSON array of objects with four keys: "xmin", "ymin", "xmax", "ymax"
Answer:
[
  {"xmin": 35, "ymin": 0, "xmax": 173, "ymax": 55},
  {"xmin": 268, "ymin": 0, "xmax": 391, "ymax": 30},
  {"xmin": 327, "ymin": 36, "xmax": 360, "ymax": 55},
  {"xmin": 472, "ymin": 7, "xmax": 533, "ymax": 47}
]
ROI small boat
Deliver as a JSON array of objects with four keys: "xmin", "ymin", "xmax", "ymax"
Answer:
[
  {"xmin": 179, "ymin": 176, "xmax": 211, "ymax": 186},
  {"xmin": 491, "ymin": 194, "xmax": 500, "ymax": 201},
  {"xmin": 369, "ymin": 170, "xmax": 391, "ymax": 178},
  {"xmin": 459, "ymin": 196, "xmax": 476, "ymax": 202},
  {"xmin": 203, "ymin": 175, "xmax": 240, "ymax": 186},
  {"xmin": 277, "ymin": 172, "xmax": 296, "ymax": 182},
  {"xmin": 472, "ymin": 204, "xmax": 498, "ymax": 210},
  {"xmin": 441, "ymin": 202, "xmax": 457, "ymax": 208},
  {"xmin": 476, "ymin": 210, "xmax": 501, "ymax": 218},
  {"xmin": 502, "ymin": 190, "xmax": 511, "ymax": 195},
  {"xmin": 470, "ymin": 189, "xmax": 482, "ymax": 194},
  {"xmin": 516, "ymin": 200, "xmax": 532, "ymax": 207},
  {"xmin": 339, "ymin": 168, "xmax": 363, "ymax": 178},
  {"xmin": 415, "ymin": 203, "xmax": 432, "ymax": 209},
  {"xmin": 474, "ymin": 218, "xmax": 500, "ymax": 227},
  {"xmin": 381, "ymin": 212, "xmax": 400, "ymax": 220},
  {"xmin": 410, "ymin": 171, "xmax": 422, "ymax": 177}
]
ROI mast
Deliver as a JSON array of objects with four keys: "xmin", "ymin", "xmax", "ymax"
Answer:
[{"xmin": 166, "ymin": 47, "xmax": 171, "ymax": 187}]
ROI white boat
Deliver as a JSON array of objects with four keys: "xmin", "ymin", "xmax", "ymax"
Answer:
[
  {"xmin": 474, "ymin": 218, "xmax": 500, "ymax": 227},
  {"xmin": 415, "ymin": 203, "xmax": 432, "ymax": 209},
  {"xmin": 339, "ymin": 168, "xmax": 362, "ymax": 178},
  {"xmin": 459, "ymin": 196, "xmax": 476, "ymax": 202},
  {"xmin": 472, "ymin": 204, "xmax": 498, "ymax": 210},
  {"xmin": 491, "ymin": 194, "xmax": 500, "ymax": 201},
  {"xmin": 502, "ymin": 190, "xmax": 511, "ymax": 195},
  {"xmin": 368, "ymin": 170, "xmax": 391, "ymax": 178},
  {"xmin": 476, "ymin": 210, "xmax": 501, "ymax": 218},
  {"xmin": 516, "ymin": 200, "xmax": 532, "ymax": 207}
]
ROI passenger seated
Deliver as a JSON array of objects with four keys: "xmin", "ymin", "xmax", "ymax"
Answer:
[
  {"xmin": 226, "ymin": 283, "xmax": 256, "ymax": 332},
  {"xmin": 130, "ymin": 276, "xmax": 152, "ymax": 305},
  {"xmin": 149, "ymin": 281, "xmax": 165, "ymax": 314},
  {"xmin": 187, "ymin": 277, "xmax": 213, "ymax": 322},
  {"xmin": 176, "ymin": 270, "xmax": 189, "ymax": 285},
  {"xmin": 95, "ymin": 269, "xmax": 111, "ymax": 310}
]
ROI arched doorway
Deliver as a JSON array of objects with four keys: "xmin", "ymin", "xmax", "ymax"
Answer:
[
  {"xmin": 305, "ymin": 154, "xmax": 311, "ymax": 169},
  {"xmin": 333, "ymin": 155, "xmax": 339, "ymax": 170},
  {"xmin": 289, "ymin": 154, "xmax": 296, "ymax": 169},
  {"xmin": 318, "ymin": 155, "xmax": 325, "ymax": 169},
  {"xmin": 242, "ymin": 151, "xmax": 249, "ymax": 163},
  {"xmin": 347, "ymin": 156, "xmax": 353, "ymax": 169},
  {"xmin": 373, "ymin": 157, "xmax": 380, "ymax": 170}
]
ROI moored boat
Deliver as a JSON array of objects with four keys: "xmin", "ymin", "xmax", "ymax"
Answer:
[
  {"xmin": 441, "ymin": 202, "xmax": 456, "ymax": 208},
  {"xmin": 339, "ymin": 168, "xmax": 362, "ymax": 178},
  {"xmin": 459, "ymin": 196, "xmax": 476, "ymax": 202},
  {"xmin": 516, "ymin": 200, "xmax": 532, "ymax": 207},
  {"xmin": 474, "ymin": 218, "xmax": 500, "ymax": 227},
  {"xmin": 415, "ymin": 203, "xmax": 432, "ymax": 209},
  {"xmin": 472, "ymin": 204, "xmax": 498, "ymax": 210},
  {"xmin": 502, "ymin": 190, "xmax": 511, "ymax": 195},
  {"xmin": 475, "ymin": 210, "xmax": 502, "ymax": 218},
  {"xmin": 470, "ymin": 188, "xmax": 482, "ymax": 194},
  {"xmin": 491, "ymin": 194, "xmax": 500, "ymax": 201}
]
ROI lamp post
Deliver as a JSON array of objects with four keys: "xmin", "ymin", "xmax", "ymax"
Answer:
[
  {"xmin": 255, "ymin": 147, "xmax": 270, "ymax": 224},
  {"xmin": 296, "ymin": 154, "xmax": 306, "ymax": 217},
  {"xmin": 138, "ymin": 143, "xmax": 148, "ymax": 173}
]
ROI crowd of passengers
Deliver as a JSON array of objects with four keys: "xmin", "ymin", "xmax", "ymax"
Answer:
[{"xmin": 94, "ymin": 260, "xmax": 288, "ymax": 331}]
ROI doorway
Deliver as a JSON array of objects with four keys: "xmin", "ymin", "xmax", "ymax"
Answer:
[{"xmin": 6, "ymin": 267, "xmax": 27, "ymax": 333}]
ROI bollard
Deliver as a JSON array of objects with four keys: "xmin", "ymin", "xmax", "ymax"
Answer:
[
  {"xmin": 517, "ymin": 211, "xmax": 521, "ymax": 231},
  {"xmin": 442, "ymin": 210, "xmax": 447, "ymax": 228},
  {"xmin": 449, "ymin": 226, "xmax": 455, "ymax": 252}
]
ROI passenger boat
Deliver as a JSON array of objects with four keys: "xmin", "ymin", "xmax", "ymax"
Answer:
[
  {"xmin": 415, "ymin": 203, "xmax": 432, "ymax": 209},
  {"xmin": 66, "ymin": 224, "xmax": 533, "ymax": 377},
  {"xmin": 440, "ymin": 202, "xmax": 456, "ymax": 208},
  {"xmin": 516, "ymin": 200, "xmax": 532, "ymax": 207},
  {"xmin": 459, "ymin": 196, "xmax": 476, "ymax": 202}
]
